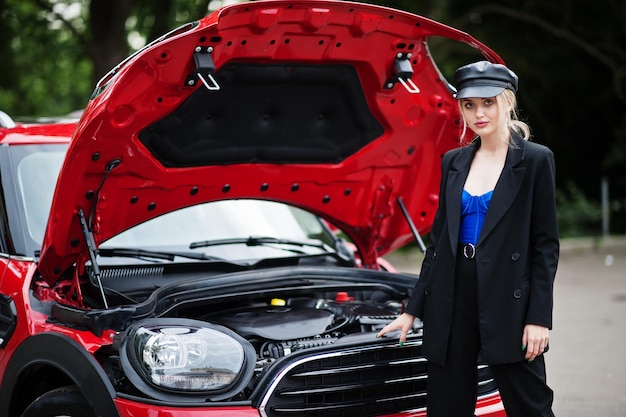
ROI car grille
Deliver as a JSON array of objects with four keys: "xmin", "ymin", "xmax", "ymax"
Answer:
[{"xmin": 257, "ymin": 339, "xmax": 498, "ymax": 417}]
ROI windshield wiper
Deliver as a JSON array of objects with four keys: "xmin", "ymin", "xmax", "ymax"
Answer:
[
  {"xmin": 189, "ymin": 236, "xmax": 332, "ymax": 254},
  {"xmin": 98, "ymin": 247, "xmax": 220, "ymax": 262}
]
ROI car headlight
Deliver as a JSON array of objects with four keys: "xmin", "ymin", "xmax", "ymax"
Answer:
[{"xmin": 119, "ymin": 318, "xmax": 255, "ymax": 401}]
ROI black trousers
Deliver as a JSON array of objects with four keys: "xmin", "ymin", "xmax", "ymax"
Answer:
[{"xmin": 425, "ymin": 250, "xmax": 555, "ymax": 417}]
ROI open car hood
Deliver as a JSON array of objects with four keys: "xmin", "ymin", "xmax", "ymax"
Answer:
[{"xmin": 39, "ymin": 0, "xmax": 502, "ymax": 283}]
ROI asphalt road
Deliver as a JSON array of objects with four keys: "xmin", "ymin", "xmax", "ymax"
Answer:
[
  {"xmin": 386, "ymin": 237, "xmax": 626, "ymax": 417},
  {"xmin": 549, "ymin": 241, "xmax": 626, "ymax": 417}
]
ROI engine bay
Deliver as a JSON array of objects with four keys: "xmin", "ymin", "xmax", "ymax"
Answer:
[
  {"xmin": 201, "ymin": 291, "xmax": 411, "ymax": 372},
  {"xmin": 47, "ymin": 264, "xmax": 424, "ymax": 401}
]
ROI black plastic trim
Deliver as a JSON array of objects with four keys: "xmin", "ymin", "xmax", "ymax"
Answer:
[{"xmin": 0, "ymin": 294, "xmax": 17, "ymax": 348}]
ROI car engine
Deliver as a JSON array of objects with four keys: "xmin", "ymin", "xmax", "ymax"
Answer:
[{"xmin": 201, "ymin": 292, "xmax": 406, "ymax": 370}]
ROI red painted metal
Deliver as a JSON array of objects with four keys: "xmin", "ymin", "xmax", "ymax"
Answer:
[
  {"xmin": 0, "ymin": 2, "xmax": 508, "ymax": 416},
  {"xmin": 38, "ymin": 0, "xmax": 503, "ymax": 283}
]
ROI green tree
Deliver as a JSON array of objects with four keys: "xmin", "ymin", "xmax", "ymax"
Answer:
[
  {"xmin": 0, "ymin": 0, "xmax": 92, "ymax": 115},
  {"xmin": 374, "ymin": 0, "xmax": 626, "ymax": 234},
  {"xmin": 0, "ymin": 0, "xmax": 214, "ymax": 116}
]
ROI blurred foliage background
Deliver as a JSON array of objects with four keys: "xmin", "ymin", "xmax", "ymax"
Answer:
[{"xmin": 1, "ymin": 0, "xmax": 624, "ymax": 237}]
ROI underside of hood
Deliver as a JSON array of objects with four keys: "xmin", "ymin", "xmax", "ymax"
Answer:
[{"xmin": 38, "ymin": 0, "xmax": 502, "ymax": 283}]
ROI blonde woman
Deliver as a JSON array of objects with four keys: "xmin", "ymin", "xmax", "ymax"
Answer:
[{"xmin": 379, "ymin": 61, "xmax": 559, "ymax": 417}]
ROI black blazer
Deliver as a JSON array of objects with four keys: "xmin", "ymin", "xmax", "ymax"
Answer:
[{"xmin": 406, "ymin": 133, "xmax": 559, "ymax": 366}]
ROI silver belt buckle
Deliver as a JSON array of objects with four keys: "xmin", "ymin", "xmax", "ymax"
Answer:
[{"xmin": 463, "ymin": 243, "xmax": 476, "ymax": 259}]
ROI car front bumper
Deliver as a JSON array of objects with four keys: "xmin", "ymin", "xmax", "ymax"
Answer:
[{"xmin": 114, "ymin": 392, "xmax": 506, "ymax": 417}]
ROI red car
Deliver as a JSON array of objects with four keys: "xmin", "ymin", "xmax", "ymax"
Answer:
[{"xmin": 0, "ymin": 1, "xmax": 507, "ymax": 416}]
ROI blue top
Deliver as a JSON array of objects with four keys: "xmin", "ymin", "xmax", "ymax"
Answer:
[{"xmin": 460, "ymin": 189, "xmax": 493, "ymax": 245}]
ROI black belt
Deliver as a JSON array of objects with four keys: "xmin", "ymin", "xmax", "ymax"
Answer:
[{"xmin": 460, "ymin": 243, "xmax": 476, "ymax": 259}]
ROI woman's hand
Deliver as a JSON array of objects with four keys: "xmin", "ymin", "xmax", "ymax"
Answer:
[
  {"xmin": 377, "ymin": 313, "xmax": 416, "ymax": 345},
  {"xmin": 522, "ymin": 324, "xmax": 550, "ymax": 362}
]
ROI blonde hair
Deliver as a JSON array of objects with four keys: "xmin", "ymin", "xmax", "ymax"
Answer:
[{"xmin": 459, "ymin": 89, "xmax": 531, "ymax": 145}]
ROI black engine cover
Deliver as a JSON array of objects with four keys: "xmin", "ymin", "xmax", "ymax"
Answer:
[{"xmin": 206, "ymin": 306, "xmax": 334, "ymax": 340}]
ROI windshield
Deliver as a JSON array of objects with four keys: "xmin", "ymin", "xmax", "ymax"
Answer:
[
  {"xmin": 5, "ymin": 144, "xmax": 68, "ymax": 256},
  {"xmin": 103, "ymin": 199, "xmax": 337, "ymax": 261},
  {"xmin": 17, "ymin": 147, "xmax": 67, "ymax": 243},
  {"xmin": 10, "ymin": 144, "xmax": 338, "ymax": 261}
]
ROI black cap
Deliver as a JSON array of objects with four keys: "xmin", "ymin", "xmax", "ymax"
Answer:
[{"xmin": 454, "ymin": 61, "xmax": 518, "ymax": 99}]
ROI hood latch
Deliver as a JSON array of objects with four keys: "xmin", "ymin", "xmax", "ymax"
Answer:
[
  {"xmin": 185, "ymin": 46, "xmax": 221, "ymax": 91},
  {"xmin": 384, "ymin": 53, "xmax": 420, "ymax": 94}
]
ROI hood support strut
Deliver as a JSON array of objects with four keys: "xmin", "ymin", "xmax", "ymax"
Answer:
[
  {"xmin": 78, "ymin": 208, "xmax": 108, "ymax": 308},
  {"xmin": 74, "ymin": 158, "xmax": 121, "ymax": 309},
  {"xmin": 397, "ymin": 197, "xmax": 426, "ymax": 253}
]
